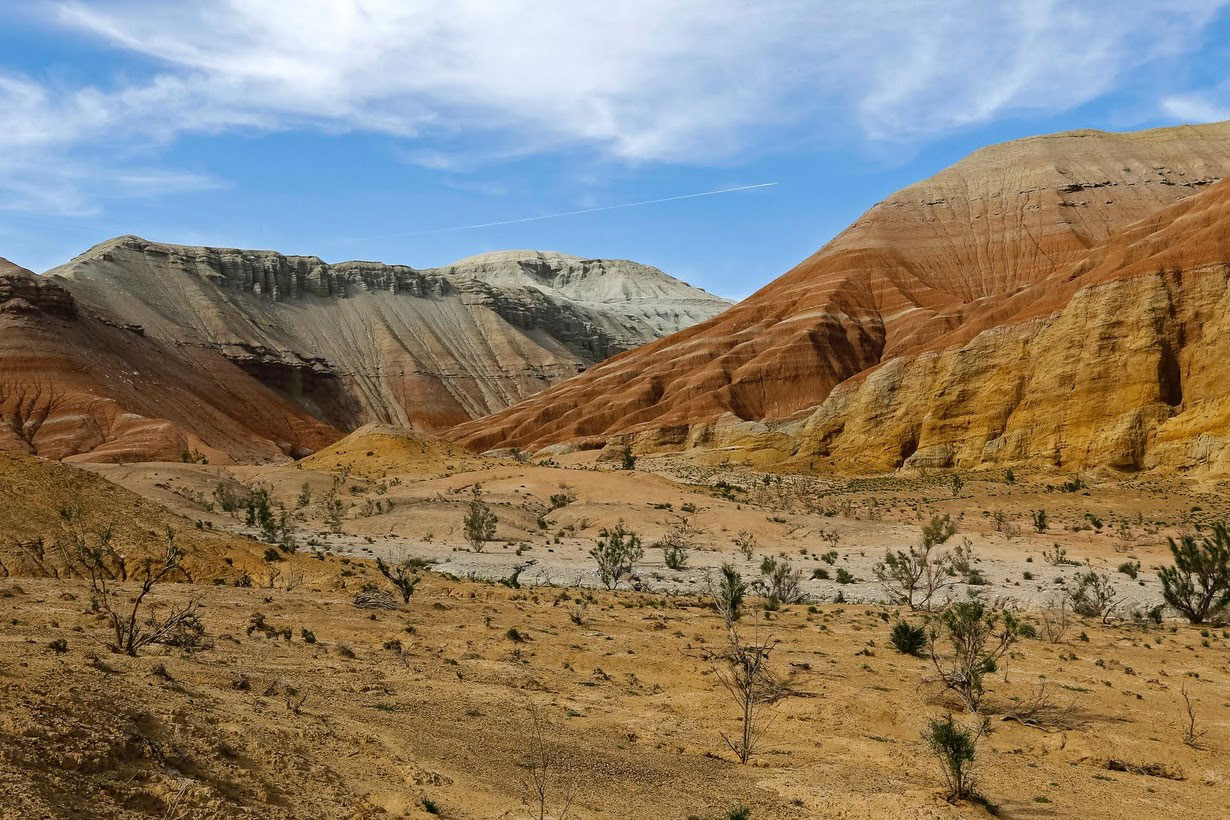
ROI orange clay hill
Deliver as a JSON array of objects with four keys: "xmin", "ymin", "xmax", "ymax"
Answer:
[
  {"xmin": 449, "ymin": 121, "xmax": 1230, "ymax": 475},
  {"xmin": 296, "ymin": 422, "xmax": 484, "ymax": 479}
]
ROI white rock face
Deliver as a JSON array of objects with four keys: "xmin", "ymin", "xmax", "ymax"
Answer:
[
  {"xmin": 438, "ymin": 249, "xmax": 729, "ymax": 337},
  {"xmin": 49, "ymin": 236, "xmax": 732, "ymax": 432}
]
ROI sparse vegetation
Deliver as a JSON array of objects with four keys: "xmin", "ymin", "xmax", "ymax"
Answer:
[
  {"xmin": 1042, "ymin": 544, "xmax": 1076, "ymax": 566},
  {"xmin": 57, "ymin": 509, "xmax": 200, "ymax": 656},
  {"xmin": 874, "ymin": 514, "xmax": 957, "ymax": 610},
  {"xmin": 519, "ymin": 699, "xmax": 575, "ymax": 820},
  {"xmin": 181, "ymin": 447, "xmax": 208, "ymax": 464},
  {"xmin": 1039, "ymin": 598, "xmax": 1070, "ymax": 643},
  {"xmin": 923, "ymin": 713, "xmax": 982, "ymax": 802},
  {"xmin": 618, "ymin": 446, "xmax": 636, "ymax": 471},
  {"xmin": 589, "ymin": 521, "xmax": 643, "ymax": 589},
  {"xmin": 1158, "ymin": 522, "xmax": 1230, "ymax": 624},
  {"xmin": 1067, "ymin": 568, "xmax": 1121, "ymax": 623},
  {"xmin": 712, "ymin": 621, "xmax": 781, "ymax": 765},
  {"xmin": 734, "ymin": 530, "xmax": 757, "ymax": 560},
  {"xmin": 12, "ymin": 411, "xmax": 1230, "ymax": 817},
  {"xmin": 890, "ymin": 620, "xmax": 927, "ymax": 656},
  {"xmin": 323, "ymin": 495, "xmax": 346, "ymax": 535},
  {"xmin": 1002, "ymin": 682, "xmax": 1081, "ymax": 731},
  {"xmin": 927, "ymin": 600, "xmax": 1023, "ymax": 713},
  {"xmin": 464, "ymin": 485, "xmax": 498, "ymax": 552},
  {"xmin": 1032, "ymin": 509, "xmax": 1048, "ymax": 533},
  {"xmin": 756, "ymin": 556, "xmax": 803, "ymax": 609},
  {"xmin": 548, "ymin": 483, "xmax": 576, "ymax": 510},
  {"xmin": 657, "ymin": 516, "xmax": 698, "ymax": 571},
  {"xmin": 1180, "ymin": 684, "xmax": 1206, "ymax": 748},
  {"xmin": 712, "ymin": 563, "xmax": 747, "ymax": 623},
  {"xmin": 245, "ymin": 487, "xmax": 294, "ymax": 547},
  {"xmin": 375, "ymin": 557, "xmax": 421, "ymax": 604}
]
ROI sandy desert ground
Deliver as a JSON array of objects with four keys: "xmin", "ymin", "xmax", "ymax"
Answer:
[
  {"xmin": 2, "ymin": 566, "xmax": 1228, "ymax": 819},
  {"xmin": 83, "ymin": 443, "xmax": 1230, "ymax": 613},
  {"xmin": 0, "ymin": 437, "xmax": 1226, "ymax": 818}
]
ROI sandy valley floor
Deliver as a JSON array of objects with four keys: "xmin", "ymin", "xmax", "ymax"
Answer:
[
  {"xmin": 2, "ymin": 570, "xmax": 1228, "ymax": 819},
  {"xmin": 0, "ymin": 442, "xmax": 1226, "ymax": 818}
]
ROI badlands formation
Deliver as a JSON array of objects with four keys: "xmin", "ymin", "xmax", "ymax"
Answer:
[
  {"xmin": 0, "ymin": 257, "xmax": 338, "ymax": 463},
  {"xmin": 452, "ymin": 122, "xmax": 1230, "ymax": 476},
  {"xmin": 0, "ymin": 239, "xmax": 727, "ymax": 463}
]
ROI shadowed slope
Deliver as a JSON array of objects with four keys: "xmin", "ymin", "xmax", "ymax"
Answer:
[{"xmin": 0, "ymin": 450, "xmax": 275, "ymax": 580}]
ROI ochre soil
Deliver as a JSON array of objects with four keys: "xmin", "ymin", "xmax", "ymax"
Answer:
[
  {"xmin": 4, "ymin": 443, "xmax": 1230, "ymax": 818},
  {"xmin": 1, "ymin": 571, "xmax": 1227, "ymax": 819}
]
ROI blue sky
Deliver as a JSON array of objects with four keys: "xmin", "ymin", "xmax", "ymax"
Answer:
[{"xmin": 2, "ymin": 2, "xmax": 1229, "ymax": 299}]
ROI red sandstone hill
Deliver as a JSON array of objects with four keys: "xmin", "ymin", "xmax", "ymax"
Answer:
[
  {"xmin": 0, "ymin": 258, "xmax": 339, "ymax": 463},
  {"xmin": 448, "ymin": 122, "xmax": 1230, "ymax": 471}
]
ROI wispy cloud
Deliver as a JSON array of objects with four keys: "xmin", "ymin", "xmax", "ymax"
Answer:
[
  {"xmin": 2, "ymin": 0, "xmax": 1228, "ymax": 215},
  {"xmin": 1163, "ymin": 88, "xmax": 1230, "ymax": 124},
  {"xmin": 344, "ymin": 183, "xmax": 778, "ymax": 241}
]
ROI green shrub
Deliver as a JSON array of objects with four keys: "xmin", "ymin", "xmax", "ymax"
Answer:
[
  {"xmin": 757, "ymin": 556, "xmax": 803, "ymax": 607},
  {"xmin": 713, "ymin": 563, "xmax": 746, "ymax": 623},
  {"xmin": 590, "ymin": 521, "xmax": 643, "ymax": 589},
  {"xmin": 1159, "ymin": 522, "xmax": 1230, "ymax": 623},
  {"xmin": 463, "ymin": 485, "xmax": 498, "ymax": 551},
  {"xmin": 619, "ymin": 446, "xmax": 637, "ymax": 470},
  {"xmin": 890, "ymin": 621, "xmax": 927, "ymax": 656},
  {"xmin": 923, "ymin": 713, "xmax": 979, "ymax": 801},
  {"xmin": 928, "ymin": 600, "xmax": 1023, "ymax": 712}
]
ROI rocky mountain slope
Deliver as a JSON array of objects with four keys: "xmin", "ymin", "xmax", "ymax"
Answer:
[
  {"xmin": 451, "ymin": 121, "xmax": 1230, "ymax": 474},
  {"xmin": 51, "ymin": 238, "xmax": 730, "ymax": 432},
  {"xmin": 0, "ymin": 240, "xmax": 725, "ymax": 463},
  {"xmin": 0, "ymin": 258, "xmax": 336, "ymax": 463}
]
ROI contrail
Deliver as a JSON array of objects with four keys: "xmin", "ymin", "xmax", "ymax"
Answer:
[{"xmin": 346, "ymin": 182, "xmax": 778, "ymax": 241}]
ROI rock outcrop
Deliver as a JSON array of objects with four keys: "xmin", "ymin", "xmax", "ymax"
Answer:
[
  {"xmin": 450, "ymin": 121, "xmax": 1230, "ymax": 474},
  {"xmin": 789, "ymin": 177, "xmax": 1230, "ymax": 474},
  {"xmin": 51, "ymin": 238, "xmax": 730, "ymax": 432}
]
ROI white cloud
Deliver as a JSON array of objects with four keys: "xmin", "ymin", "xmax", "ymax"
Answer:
[
  {"xmin": 2, "ymin": 0, "xmax": 1228, "ymax": 214},
  {"xmin": 1163, "ymin": 90, "xmax": 1230, "ymax": 124}
]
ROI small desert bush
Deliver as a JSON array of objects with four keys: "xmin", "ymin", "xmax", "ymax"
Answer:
[
  {"xmin": 712, "ymin": 564, "xmax": 746, "ymax": 623},
  {"xmin": 756, "ymin": 556, "xmax": 804, "ymax": 608},
  {"xmin": 928, "ymin": 600, "xmax": 1023, "ymax": 712},
  {"xmin": 890, "ymin": 621, "xmax": 927, "ymax": 656},
  {"xmin": 1159, "ymin": 522, "xmax": 1230, "ymax": 624},
  {"xmin": 924, "ymin": 713, "xmax": 981, "ymax": 802},
  {"xmin": 590, "ymin": 521, "xmax": 644, "ymax": 589}
]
